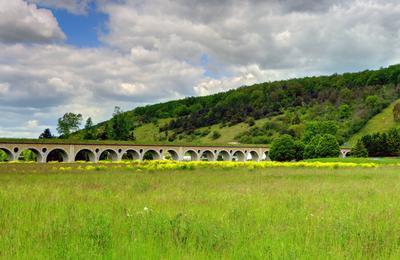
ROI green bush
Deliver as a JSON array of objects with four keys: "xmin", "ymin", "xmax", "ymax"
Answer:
[
  {"xmin": 211, "ymin": 131, "xmax": 221, "ymax": 140},
  {"xmin": 269, "ymin": 135, "xmax": 304, "ymax": 162}
]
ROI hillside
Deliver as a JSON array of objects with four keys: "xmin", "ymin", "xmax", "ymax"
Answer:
[
  {"xmin": 347, "ymin": 99, "xmax": 400, "ymax": 146},
  {"xmin": 72, "ymin": 64, "xmax": 400, "ymax": 145}
]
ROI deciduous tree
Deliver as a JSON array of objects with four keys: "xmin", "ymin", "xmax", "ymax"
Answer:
[{"xmin": 57, "ymin": 113, "xmax": 82, "ymax": 138}]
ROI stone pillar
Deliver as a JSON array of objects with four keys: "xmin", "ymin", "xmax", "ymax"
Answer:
[{"xmin": 68, "ymin": 145, "xmax": 75, "ymax": 163}]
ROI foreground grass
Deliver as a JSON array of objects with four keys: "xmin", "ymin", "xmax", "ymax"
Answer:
[{"xmin": 1, "ymin": 163, "xmax": 400, "ymax": 258}]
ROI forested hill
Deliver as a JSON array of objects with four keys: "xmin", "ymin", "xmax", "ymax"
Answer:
[{"xmin": 73, "ymin": 64, "xmax": 400, "ymax": 145}]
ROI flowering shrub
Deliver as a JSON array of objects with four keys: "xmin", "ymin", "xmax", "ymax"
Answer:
[{"xmin": 45, "ymin": 160, "xmax": 381, "ymax": 173}]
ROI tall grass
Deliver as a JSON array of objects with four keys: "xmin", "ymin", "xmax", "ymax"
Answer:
[{"xmin": 1, "ymin": 164, "xmax": 400, "ymax": 258}]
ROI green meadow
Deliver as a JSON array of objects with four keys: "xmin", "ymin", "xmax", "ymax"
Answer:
[{"xmin": 1, "ymin": 163, "xmax": 400, "ymax": 259}]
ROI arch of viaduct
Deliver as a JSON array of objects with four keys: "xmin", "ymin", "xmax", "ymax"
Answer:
[{"xmin": 0, "ymin": 142, "xmax": 351, "ymax": 163}]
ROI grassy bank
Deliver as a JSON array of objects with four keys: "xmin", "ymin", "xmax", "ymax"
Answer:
[
  {"xmin": 347, "ymin": 99, "xmax": 400, "ymax": 146},
  {"xmin": 1, "ymin": 163, "xmax": 400, "ymax": 258}
]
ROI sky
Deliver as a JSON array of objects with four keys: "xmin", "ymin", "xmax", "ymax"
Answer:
[{"xmin": 1, "ymin": 0, "xmax": 400, "ymax": 138}]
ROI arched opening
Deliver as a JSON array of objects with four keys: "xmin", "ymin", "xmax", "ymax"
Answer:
[
  {"xmin": 0, "ymin": 148, "xmax": 14, "ymax": 162},
  {"xmin": 99, "ymin": 149, "xmax": 118, "ymax": 162},
  {"xmin": 143, "ymin": 150, "xmax": 161, "ymax": 160},
  {"xmin": 122, "ymin": 150, "xmax": 141, "ymax": 161},
  {"xmin": 341, "ymin": 150, "xmax": 350, "ymax": 158},
  {"xmin": 46, "ymin": 149, "xmax": 69, "ymax": 162},
  {"xmin": 232, "ymin": 151, "xmax": 245, "ymax": 162},
  {"xmin": 75, "ymin": 149, "xmax": 96, "ymax": 162},
  {"xmin": 183, "ymin": 150, "xmax": 198, "ymax": 161},
  {"xmin": 217, "ymin": 150, "xmax": 231, "ymax": 161},
  {"xmin": 262, "ymin": 151, "xmax": 270, "ymax": 161},
  {"xmin": 248, "ymin": 151, "xmax": 260, "ymax": 161},
  {"xmin": 200, "ymin": 150, "xmax": 215, "ymax": 161},
  {"xmin": 18, "ymin": 148, "xmax": 42, "ymax": 162},
  {"xmin": 163, "ymin": 150, "xmax": 179, "ymax": 160}
]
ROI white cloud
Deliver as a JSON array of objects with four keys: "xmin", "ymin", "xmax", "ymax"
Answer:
[{"xmin": 0, "ymin": 0, "xmax": 65, "ymax": 43}]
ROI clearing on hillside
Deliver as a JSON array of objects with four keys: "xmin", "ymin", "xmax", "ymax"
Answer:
[{"xmin": 347, "ymin": 99, "xmax": 400, "ymax": 146}]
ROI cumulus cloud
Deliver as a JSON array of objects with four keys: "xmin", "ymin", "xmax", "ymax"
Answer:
[
  {"xmin": 0, "ymin": 42, "xmax": 204, "ymax": 136},
  {"xmin": 103, "ymin": 0, "xmax": 400, "ymax": 74},
  {"xmin": 0, "ymin": 0, "xmax": 65, "ymax": 43},
  {"xmin": 2, "ymin": 0, "xmax": 400, "ymax": 137}
]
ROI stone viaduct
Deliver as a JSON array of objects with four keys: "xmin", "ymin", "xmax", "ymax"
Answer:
[{"xmin": 0, "ymin": 142, "xmax": 351, "ymax": 163}]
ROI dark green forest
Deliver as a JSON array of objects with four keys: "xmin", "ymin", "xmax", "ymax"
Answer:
[{"xmin": 74, "ymin": 64, "xmax": 400, "ymax": 145}]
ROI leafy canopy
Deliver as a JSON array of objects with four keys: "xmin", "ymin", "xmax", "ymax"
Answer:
[{"xmin": 57, "ymin": 113, "xmax": 83, "ymax": 138}]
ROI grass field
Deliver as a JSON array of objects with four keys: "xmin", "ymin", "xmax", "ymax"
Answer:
[{"xmin": 1, "ymin": 162, "xmax": 400, "ymax": 258}]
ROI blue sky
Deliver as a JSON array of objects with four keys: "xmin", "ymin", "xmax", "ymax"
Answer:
[
  {"xmin": 50, "ymin": 4, "xmax": 220, "ymax": 78},
  {"xmin": 49, "ymin": 3, "xmax": 107, "ymax": 47}
]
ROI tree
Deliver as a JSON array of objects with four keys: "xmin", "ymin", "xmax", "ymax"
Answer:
[
  {"xmin": 97, "ymin": 124, "xmax": 110, "ymax": 140},
  {"xmin": 303, "ymin": 121, "xmax": 339, "ymax": 143},
  {"xmin": 83, "ymin": 117, "xmax": 94, "ymax": 140},
  {"xmin": 269, "ymin": 135, "xmax": 303, "ymax": 162},
  {"xmin": 365, "ymin": 95, "xmax": 379, "ymax": 110},
  {"xmin": 303, "ymin": 135, "xmax": 321, "ymax": 159},
  {"xmin": 293, "ymin": 140, "xmax": 305, "ymax": 161},
  {"xmin": 338, "ymin": 104, "xmax": 351, "ymax": 119},
  {"xmin": 39, "ymin": 128, "xmax": 53, "ymax": 139},
  {"xmin": 304, "ymin": 134, "xmax": 340, "ymax": 159},
  {"xmin": 352, "ymin": 140, "xmax": 368, "ymax": 157},
  {"xmin": 315, "ymin": 134, "xmax": 340, "ymax": 158},
  {"xmin": 361, "ymin": 128, "xmax": 400, "ymax": 157},
  {"xmin": 109, "ymin": 107, "xmax": 131, "ymax": 140},
  {"xmin": 393, "ymin": 103, "xmax": 400, "ymax": 122},
  {"xmin": 387, "ymin": 128, "xmax": 400, "ymax": 156},
  {"xmin": 57, "ymin": 113, "xmax": 82, "ymax": 138}
]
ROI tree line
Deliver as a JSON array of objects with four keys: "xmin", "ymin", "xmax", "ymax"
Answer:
[{"xmin": 39, "ymin": 106, "xmax": 134, "ymax": 141}]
